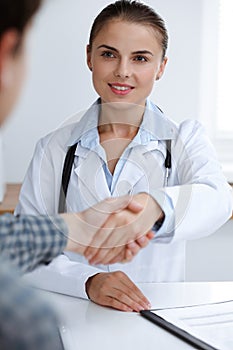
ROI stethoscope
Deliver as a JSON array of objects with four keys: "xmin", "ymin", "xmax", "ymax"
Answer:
[
  {"xmin": 58, "ymin": 139, "xmax": 172, "ymax": 213},
  {"xmin": 164, "ymin": 139, "xmax": 172, "ymax": 186}
]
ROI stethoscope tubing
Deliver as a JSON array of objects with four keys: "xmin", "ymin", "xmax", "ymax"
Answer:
[{"xmin": 58, "ymin": 139, "xmax": 172, "ymax": 213}]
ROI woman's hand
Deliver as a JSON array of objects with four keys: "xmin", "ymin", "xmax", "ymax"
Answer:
[
  {"xmin": 95, "ymin": 231, "xmax": 155, "ymax": 265},
  {"xmin": 86, "ymin": 271, "xmax": 151, "ymax": 312}
]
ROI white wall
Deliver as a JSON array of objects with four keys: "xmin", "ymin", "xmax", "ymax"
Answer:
[
  {"xmin": 2, "ymin": 0, "xmax": 203, "ymax": 183},
  {"xmin": 186, "ymin": 220, "xmax": 233, "ymax": 282}
]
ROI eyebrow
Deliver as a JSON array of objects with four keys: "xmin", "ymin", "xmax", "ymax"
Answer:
[{"xmin": 97, "ymin": 44, "xmax": 154, "ymax": 56}]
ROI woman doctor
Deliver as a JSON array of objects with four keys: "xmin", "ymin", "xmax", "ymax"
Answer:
[{"xmin": 15, "ymin": 0, "xmax": 233, "ymax": 312}]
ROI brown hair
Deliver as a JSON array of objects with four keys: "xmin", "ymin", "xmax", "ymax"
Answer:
[
  {"xmin": 88, "ymin": 0, "xmax": 168, "ymax": 58},
  {"xmin": 0, "ymin": 0, "xmax": 42, "ymax": 44}
]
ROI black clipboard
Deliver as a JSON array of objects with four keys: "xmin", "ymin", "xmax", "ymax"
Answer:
[{"xmin": 140, "ymin": 310, "xmax": 219, "ymax": 350}]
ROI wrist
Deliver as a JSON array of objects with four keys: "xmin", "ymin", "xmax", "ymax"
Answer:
[{"xmin": 85, "ymin": 273, "xmax": 100, "ymax": 299}]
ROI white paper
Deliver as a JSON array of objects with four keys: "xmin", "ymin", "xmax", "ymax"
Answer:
[{"xmin": 152, "ymin": 300, "xmax": 233, "ymax": 350}]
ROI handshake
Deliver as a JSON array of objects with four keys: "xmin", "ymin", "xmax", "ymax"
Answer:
[{"xmin": 62, "ymin": 192, "xmax": 164, "ymax": 265}]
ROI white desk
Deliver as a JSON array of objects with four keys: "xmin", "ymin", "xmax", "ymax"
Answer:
[{"xmin": 41, "ymin": 282, "xmax": 233, "ymax": 350}]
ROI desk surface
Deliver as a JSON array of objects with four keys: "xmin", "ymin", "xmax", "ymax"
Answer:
[{"xmin": 42, "ymin": 282, "xmax": 233, "ymax": 350}]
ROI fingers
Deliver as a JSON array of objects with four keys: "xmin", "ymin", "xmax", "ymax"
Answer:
[
  {"xmin": 88, "ymin": 241, "xmax": 138, "ymax": 265},
  {"xmin": 86, "ymin": 271, "xmax": 151, "ymax": 312},
  {"xmin": 83, "ymin": 195, "xmax": 145, "ymax": 259},
  {"xmin": 100, "ymin": 245, "xmax": 141, "ymax": 265},
  {"xmin": 84, "ymin": 211, "xmax": 130, "ymax": 261},
  {"xmin": 83, "ymin": 195, "xmax": 156, "ymax": 264},
  {"xmin": 89, "ymin": 243, "xmax": 137, "ymax": 265},
  {"xmin": 107, "ymin": 231, "xmax": 155, "ymax": 264},
  {"xmin": 106, "ymin": 249, "xmax": 127, "ymax": 265},
  {"xmin": 134, "ymin": 230, "xmax": 154, "ymax": 248},
  {"xmin": 86, "ymin": 230, "xmax": 154, "ymax": 265},
  {"xmin": 88, "ymin": 246, "xmax": 124, "ymax": 265},
  {"xmin": 127, "ymin": 238, "xmax": 145, "ymax": 252},
  {"xmin": 146, "ymin": 231, "xmax": 155, "ymax": 240},
  {"xmin": 85, "ymin": 221, "xmax": 134, "ymax": 265},
  {"xmin": 83, "ymin": 216, "xmax": 118, "ymax": 260},
  {"xmin": 126, "ymin": 198, "xmax": 144, "ymax": 213},
  {"xmin": 86, "ymin": 211, "xmax": 136, "ymax": 254},
  {"xmin": 96, "ymin": 231, "xmax": 155, "ymax": 265},
  {"xmin": 76, "ymin": 195, "xmax": 144, "ymax": 246}
]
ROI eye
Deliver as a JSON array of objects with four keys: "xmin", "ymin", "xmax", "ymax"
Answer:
[
  {"xmin": 101, "ymin": 51, "xmax": 115, "ymax": 58},
  {"xmin": 134, "ymin": 55, "xmax": 148, "ymax": 62}
]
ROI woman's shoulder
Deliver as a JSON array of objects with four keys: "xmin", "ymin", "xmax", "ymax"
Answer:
[
  {"xmin": 35, "ymin": 101, "xmax": 100, "ymax": 151},
  {"xmin": 177, "ymin": 119, "xmax": 207, "ymax": 140},
  {"xmin": 147, "ymin": 101, "xmax": 208, "ymax": 148},
  {"xmin": 36, "ymin": 121, "xmax": 82, "ymax": 151}
]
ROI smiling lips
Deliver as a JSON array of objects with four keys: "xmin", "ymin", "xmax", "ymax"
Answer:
[{"xmin": 108, "ymin": 83, "xmax": 134, "ymax": 95}]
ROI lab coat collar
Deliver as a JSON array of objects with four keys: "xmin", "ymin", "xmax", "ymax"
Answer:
[
  {"xmin": 141, "ymin": 100, "xmax": 176, "ymax": 141},
  {"xmin": 67, "ymin": 98, "xmax": 177, "ymax": 148},
  {"xmin": 67, "ymin": 100, "xmax": 99, "ymax": 148}
]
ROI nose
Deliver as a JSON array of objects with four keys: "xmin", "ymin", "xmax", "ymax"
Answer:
[{"xmin": 113, "ymin": 58, "xmax": 131, "ymax": 78}]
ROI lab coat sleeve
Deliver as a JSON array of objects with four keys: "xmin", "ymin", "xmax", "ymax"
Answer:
[
  {"xmin": 15, "ymin": 126, "xmax": 70, "ymax": 216},
  {"xmin": 150, "ymin": 189, "xmax": 175, "ymax": 240},
  {"xmin": 150, "ymin": 120, "xmax": 233, "ymax": 243},
  {"xmin": 15, "ymin": 138, "xmax": 56, "ymax": 216},
  {"xmin": 23, "ymin": 254, "xmax": 103, "ymax": 299}
]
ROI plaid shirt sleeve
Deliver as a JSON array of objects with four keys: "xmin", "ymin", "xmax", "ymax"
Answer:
[
  {"xmin": 0, "ymin": 213, "xmax": 68, "ymax": 273},
  {"xmin": 0, "ymin": 258, "xmax": 64, "ymax": 350}
]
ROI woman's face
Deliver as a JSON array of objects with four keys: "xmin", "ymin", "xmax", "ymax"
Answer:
[{"xmin": 87, "ymin": 20, "xmax": 167, "ymax": 107}]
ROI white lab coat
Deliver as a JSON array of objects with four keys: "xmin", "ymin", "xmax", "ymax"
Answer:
[{"xmin": 15, "ymin": 100, "xmax": 233, "ymax": 299}]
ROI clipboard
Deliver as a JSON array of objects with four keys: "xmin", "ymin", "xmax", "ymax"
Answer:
[{"xmin": 140, "ymin": 310, "xmax": 218, "ymax": 350}]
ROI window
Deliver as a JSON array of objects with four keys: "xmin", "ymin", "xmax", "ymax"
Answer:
[
  {"xmin": 216, "ymin": 0, "xmax": 233, "ymax": 136},
  {"xmin": 200, "ymin": 0, "xmax": 233, "ymax": 181}
]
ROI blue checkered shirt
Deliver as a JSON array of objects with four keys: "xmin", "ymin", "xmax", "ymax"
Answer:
[{"xmin": 0, "ymin": 213, "xmax": 68, "ymax": 349}]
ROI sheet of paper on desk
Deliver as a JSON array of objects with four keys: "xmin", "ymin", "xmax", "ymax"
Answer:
[{"xmin": 153, "ymin": 300, "xmax": 233, "ymax": 350}]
